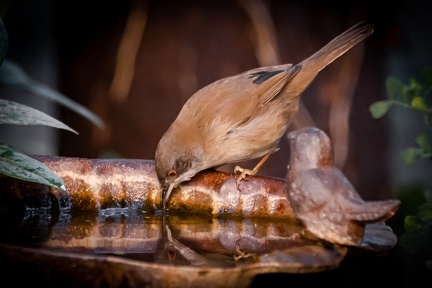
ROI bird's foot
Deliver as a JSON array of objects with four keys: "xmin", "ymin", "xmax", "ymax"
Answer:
[
  {"xmin": 234, "ymin": 166, "xmax": 255, "ymax": 185},
  {"xmin": 233, "ymin": 242, "xmax": 256, "ymax": 261}
]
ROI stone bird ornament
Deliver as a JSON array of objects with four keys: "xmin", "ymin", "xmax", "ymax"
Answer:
[
  {"xmin": 286, "ymin": 127, "xmax": 401, "ymax": 246},
  {"xmin": 155, "ymin": 22, "xmax": 374, "ymax": 210}
]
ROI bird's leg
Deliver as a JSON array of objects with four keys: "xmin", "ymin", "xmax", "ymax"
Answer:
[
  {"xmin": 234, "ymin": 151, "xmax": 271, "ymax": 184},
  {"xmin": 233, "ymin": 241, "xmax": 256, "ymax": 261}
]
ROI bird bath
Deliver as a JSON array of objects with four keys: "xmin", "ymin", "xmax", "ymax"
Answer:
[{"xmin": 0, "ymin": 156, "xmax": 400, "ymax": 287}]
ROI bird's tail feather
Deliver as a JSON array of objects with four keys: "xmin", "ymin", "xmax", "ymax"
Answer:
[
  {"xmin": 284, "ymin": 21, "xmax": 374, "ymax": 96},
  {"xmin": 350, "ymin": 199, "xmax": 401, "ymax": 222},
  {"xmin": 306, "ymin": 21, "xmax": 374, "ymax": 73}
]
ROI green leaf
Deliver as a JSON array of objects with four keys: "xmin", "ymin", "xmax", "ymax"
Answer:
[
  {"xmin": 369, "ymin": 100, "xmax": 394, "ymax": 118},
  {"xmin": 0, "ymin": 17, "xmax": 8, "ymax": 66},
  {"xmin": 404, "ymin": 215, "xmax": 427, "ymax": 232},
  {"xmin": 411, "ymin": 96, "xmax": 430, "ymax": 112},
  {"xmin": 0, "ymin": 143, "xmax": 66, "ymax": 191},
  {"xmin": 399, "ymin": 231, "xmax": 424, "ymax": 253},
  {"xmin": 418, "ymin": 203, "xmax": 432, "ymax": 221},
  {"xmin": 386, "ymin": 76, "xmax": 403, "ymax": 100},
  {"xmin": 0, "ymin": 99, "xmax": 78, "ymax": 133},
  {"xmin": 0, "ymin": 60, "xmax": 104, "ymax": 128},
  {"xmin": 424, "ymin": 189, "xmax": 432, "ymax": 204},
  {"xmin": 402, "ymin": 147, "xmax": 420, "ymax": 165},
  {"xmin": 416, "ymin": 133, "xmax": 432, "ymax": 153},
  {"xmin": 420, "ymin": 66, "xmax": 432, "ymax": 93},
  {"xmin": 402, "ymin": 79, "xmax": 422, "ymax": 104},
  {"xmin": 426, "ymin": 260, "xmax": 432, "ymax": 270}
]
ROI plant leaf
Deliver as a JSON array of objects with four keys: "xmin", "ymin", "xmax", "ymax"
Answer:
[
  {"xmin": 416, "ymin": 133, "xmax": 432, "ymax": 153},
  {"xmin": 421, "ymin": 66, "xmax": 432, "ymax": 92},
  {"xmin": 0, "ymin": 143, "xmax": 66, "ymax": 191},
  {"xmin": 386, "ymin": 76, "xmax": 403, "ymax": 100},
  {"xmin": 0, "ymin": 99, "xmax": 78, "ymax": 134},
  {"xmin": 404, "ymin": 215, "xmax": 427, "ymax": 232},
  {"xmin": 369, "ymin": 100, "xmax": 394, "ymax": 118},
  {"xmin": 399, "ymin": 232, "xmax": 423, "ymax": 253},
  {"xmin": 401, "ymin": 147, "xmax": 420, "ymax": 165},
  {"xmin": 402, "ymin": 79, "xmax": 422, "ymax": 104},
  {"xmin": 0, "ymin": 60, "xmax": 104, "ymax": 128},
  {"xmin": 411, "ymin": 96, "xmax": 430, "ymax": 113},
  {"xmin": 418, "ymin": 203, "xmax": 432, "ymax": 221},
  {"xmin": 424, "ymin": 189, "xmax": 432, "ymax": 204}
]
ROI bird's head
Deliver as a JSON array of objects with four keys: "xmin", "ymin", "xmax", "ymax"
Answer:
[
  {"xmin": 155, "ymin": 136, "xmax": 203, "ymax": 210},
  {"xmin": 287, "ymin": 126, "xmax": 333, "ymax": 167}
]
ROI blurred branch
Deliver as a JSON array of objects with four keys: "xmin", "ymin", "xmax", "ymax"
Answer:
[
  {"xmin": 0, "ymin": 60, "xmax": 104, "ymax": 128},
  {"xmin": 328, "ymin": 26, "xmax": 365, "ymax": 168},
  {"xmin": 237, "ymin": 0, "xmax": 280, "ymax": 65},
  {"xmin": 109, "ymin": 0, "xmax": 148, "ymax": 103},
  {"xmin": 237, "ymin": 0, "xmax": 316, "ymax": 130}
]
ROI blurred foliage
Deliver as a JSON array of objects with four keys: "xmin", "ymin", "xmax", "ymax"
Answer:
[
  {"xmin": 370, "ymin": 66, "xmax": 432, "ymax": 164},
  {"xmin": 0, "ymin": 17, "xmax": 103, "ymax": 191},
  {"xmin": 0, "ymin": 143, "xmax": 66, "ymax": 190},
  {"xmin": 0, "ymin": 60, "xmax": 104, "ymax": 129},
  {"xmin": 370, "ymin": 66, "xmax": 432, "ymax": 271}
]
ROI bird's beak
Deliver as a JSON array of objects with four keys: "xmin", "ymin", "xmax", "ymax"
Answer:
[{"xmin": 163, "ymin": 182, "xmax": 175, "ymax": 211}]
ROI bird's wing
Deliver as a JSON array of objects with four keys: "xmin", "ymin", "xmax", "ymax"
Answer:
[
  {"xmin": 292, "ymin": 168, "xmax": 335, "ymax": 207},
  {"xmin": 183, "ymin": 64, "xmax": 297, "ymax": 127},
  {"xmin": 320, "ymin": 167, "xmax": 364, "ymax": 201},
  {"xmin": 248, "ymin": 64, "xmax": 301, "ymax": 107},
  {"xmin": 308, "ymin": 168, "xmax": 400, "ymax": 222},
  {"xmin": 296, "ymin": 167, "xmax": 363, "ymax": 206}
]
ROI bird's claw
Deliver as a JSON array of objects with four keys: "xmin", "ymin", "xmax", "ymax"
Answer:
[
  {"xmin": 233, "ymin": 242, "xmax": 256, "ymax": 261},
  {"xmin": 234, "ymin": 166, "xmax": 254, "ymax": 185}
]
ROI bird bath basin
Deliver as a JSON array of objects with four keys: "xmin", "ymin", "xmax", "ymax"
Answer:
[{"xmin": 0, "ymin": 156, "xmax": 399, "ymax": 287}]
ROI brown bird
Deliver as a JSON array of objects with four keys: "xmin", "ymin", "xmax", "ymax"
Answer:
[
  {"xmin": 286, "ymin": 126, "xmax": 400, "ymax": 246},
  {"xmin": 155, "ymin": 22, "xmax": 374, "ymax": 210}
]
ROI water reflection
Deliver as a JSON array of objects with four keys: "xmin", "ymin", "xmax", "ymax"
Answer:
[{"xmin": 0, "ymin": 207, "xmax": 322, "ymax": 268}]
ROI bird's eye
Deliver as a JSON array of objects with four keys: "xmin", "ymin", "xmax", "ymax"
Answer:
[{"xmin": 167, "ymin": 169, "xmax": 177, "ymax": 177}]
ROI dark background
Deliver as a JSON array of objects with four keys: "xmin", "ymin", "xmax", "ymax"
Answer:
[
  {"xmin": 1, "ymin": 1, "xmax": 432, "ymax": 287},
  {"xmin": 1, "ymin": 0, "xmax": 431, "ymax": 201}
]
